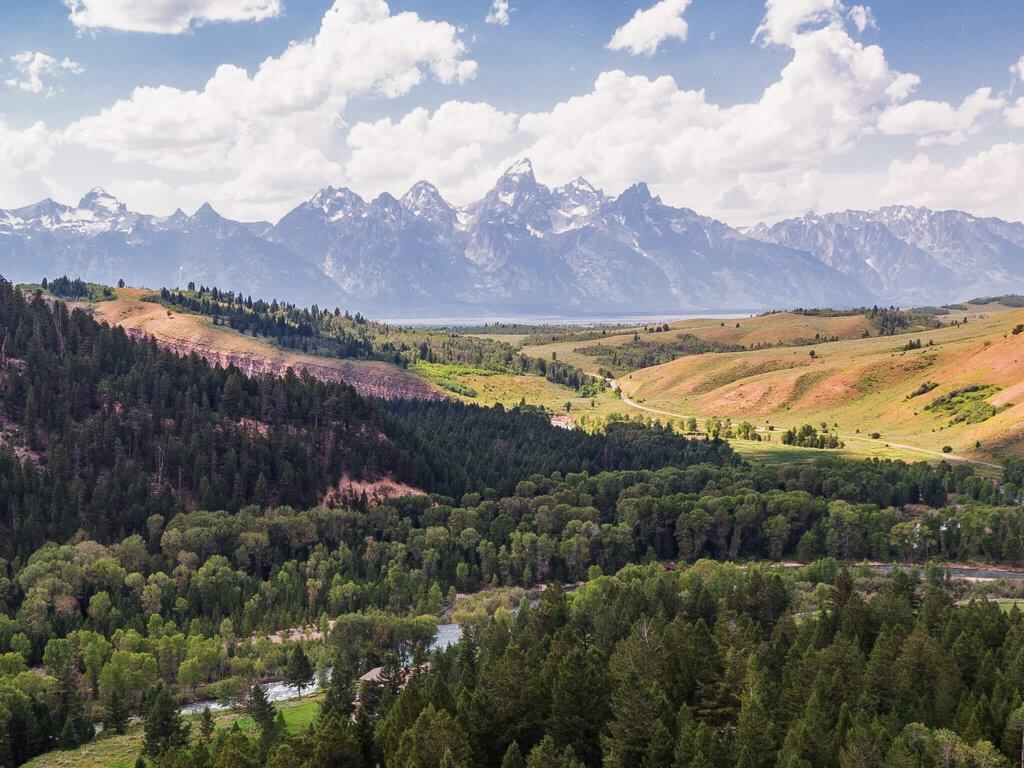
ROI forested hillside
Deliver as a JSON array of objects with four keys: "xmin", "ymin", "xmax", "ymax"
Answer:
[
  {"xmin": 1, "ymin": 448, "xmax": 1020, "ymax": 765},
  {"xmin": 156, "ymin": 287, "xmax": 593, "ymax": 390},
  {"xmin": 0, "ymin": 279, "xmax": 727, "ymax": 556}
]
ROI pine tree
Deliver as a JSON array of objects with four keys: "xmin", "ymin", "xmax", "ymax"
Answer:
[
  {"xmin": 549, "ymin": 644, "xmax": 609, "ymax": 767},
  {"xmin": 734, "ymin": 663, "xmax": 776, "ymax": 768},
  {"xmin": 319, "ymin": 668, "xmax": 354, "ymax": 722},
  {"xmin": 527, "ymin": 736, "xmax": 562, "ymax": 768},
  {"xmin": 285, "ymin": 645, "xmax": 314, "ymax": 698},
  {"xmin": 105, "ymin": 690, "xmax": 131, "ymax": 735},
  {"xmin": 142, "ymin": 683, "xmax": 190, "ymax": 758},
  {"xmin": 246, "ymin": 683, "xmax": 276, "ymax": 735},
  {"xmin": 200, "ymin": 707, "xmax": 215, "ymax": 741},
  {"xmin": 212, "ymin": 728, "xmax": 258, "ymax": 768},
  {"xmin": 501, "ymin": 742, "xmax": 526, "ymax": 768}
]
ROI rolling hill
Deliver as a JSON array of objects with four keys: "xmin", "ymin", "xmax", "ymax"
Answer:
[{"xmin": 614, "ymin": 303, "xmax": 1024, "ymax": 461}]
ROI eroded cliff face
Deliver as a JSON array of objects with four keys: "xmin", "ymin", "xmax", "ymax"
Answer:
[{"xmin": 122, "ymin": 328, "xmax": 442, "ymax": 401}]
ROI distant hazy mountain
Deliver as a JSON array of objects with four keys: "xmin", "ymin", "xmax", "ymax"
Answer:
[
  {"xmin": 0, "ymin": 188, "xmax": 340, "ymax": 306},
  {"xmin": 267, "ymin": 159, "xmax": 866, "ymax": 314},
  {"xmin": 4, "ymin": 165, "xmax": 1021, "ymax": 316},
  {"xmin": 749, "ymin": 206, "xmax": 1024, "ymax": 306}
]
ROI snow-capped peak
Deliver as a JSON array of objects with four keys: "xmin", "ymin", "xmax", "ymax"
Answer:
[
  {"xmin": 78, "ymin": 187, "xmax": 126, "ymax": 215},
  {"xmin": 309, "ymin": 186, "xmax": 366, "ymax": 220},
  {"xmin": 501, "ymin": 158, "xmax": 536, "ymax": 183},
  {"xmin": 569, "ymin": 177, "xmax": 597, "ymax": 193},
  {"xmin": 402, "ymin": 181, "xmax": 455, "ymax": 223}
]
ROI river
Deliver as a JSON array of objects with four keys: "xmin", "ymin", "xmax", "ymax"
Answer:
[
  {"xmin": 180, "ymin": 623, "xmax": 463, "ymax": 716},
  {"xmin": 182, "ymin": 562, "xmax": 1022, "ymax": 715}
]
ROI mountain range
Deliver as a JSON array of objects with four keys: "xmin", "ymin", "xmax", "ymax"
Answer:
[{"xmin": 2, "ymin": 159, "xmax": 1022, "ymax": 316}]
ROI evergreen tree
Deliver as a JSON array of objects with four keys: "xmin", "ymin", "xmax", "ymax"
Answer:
[
  {"xmin": 212, "ymin": 728, "xmax": 258, "ymax": 768},
  {"xmin": 549, "ymin": 644, "xmax": 609, "ymax": 767},
  {"xmin": 502, "ymin": 741, "xmax": 526, "ymax": 768},
  {"xmin": 247, "ymin": 683, "xmax": 276, "ymax": 735},
  {"xmin": 309, "ymin": 713, "xmax": 364, "ymax": 768},
  {"xmin": 391, "ymin": 705, "xmax": 473, "ymax": 768},
  {"xmin": 527, "ymin": 736, "xmax": 563, "ymax": 768},
  {"xmin": 285, "ymin": 645, "xmax": 314, "ymax": 698},
  {"xmin": 200, "ymin": 707, "xmax": 215, "ymax": 741},
  {"xmin": 733, "ymin": 663, "xmax": 776, "ymax": 768},
  {"xmin": 142, "ymin": 683, "xmax": 190, "ymax": 759},
  {"xmin": 105, "ymin": 689, "xmax": 131, "ymax": 735}
]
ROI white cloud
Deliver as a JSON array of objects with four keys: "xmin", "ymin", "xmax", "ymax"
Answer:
[
  {"xmin": 1011, "ymin": 54, "xmax": 1024, "ymax": 82},
  {"xmin": 846, "ymin": 5, "xmax": 876, "ymax": 33},
  {"xmin": 882, "ymin": 144, "xmax": 1024, "ymax": 221},
  {"xmin": 61, "ymin": 0, "xmax": 476, "ymax": 219},
  {"xmin": 0, "ymin": 118, "xmax": 53, "ymax": 172},
  {"xmin": 63, "ymin": 0, "xmax": 282, "ymax": 34},
  {"xmin": 1007, "ymin": 98, "xmax": 1024, "ymax": 128},
  {"xmin": 607, "ymin": 0, "xmax": 692, "ymax": 57},
  {"xmin": 0, "ymin": 118, "xmax": 55, "ymax": 203},
  {"xmin": 346, "ymin": 101, "xmax": 516, "ymax": 201},
  {"xmin": 517, "ymin": 23, "xmax": 916, "ymax": 221},
  {"xmin": 878, "ymin": 87, "xmax": 1004, "ymax": 146},
  {"xmin": 754, "ymin": 0, "xmax": 845, "ymax": 46},
  {"xmin": 5, "ymin": 52, "xmax": 83, "ymax": 95},
  {"xmin": 485, "ymin": 0, "xmax": 511, "ymax": 26}
]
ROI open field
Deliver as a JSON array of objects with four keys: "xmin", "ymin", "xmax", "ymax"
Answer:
[
  {"xmin": 428, "ymin": 365, "xmax": 628, "ymax": 426},
  {"xmin": 616, "ymin": 306, "xmax": 1024, "ymax": 462},
  {"xmin": 90, "ymin": 290, "xmax": 440, "ymax": 401},
  {"xmin": 727, "ymin": 437, "xmax": 936, "ymax": 465},
  {"xmin": 520, "ymin": 311, "xmax": 884, "ymax": 372},
  {"xmin": 23, "ymin": 697, "xmax": 322, "ymax": 768}
]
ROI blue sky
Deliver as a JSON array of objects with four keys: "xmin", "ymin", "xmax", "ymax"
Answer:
[{"xmin": 1, "ymin": 0, "xmax": 1022, "ymax": 224}]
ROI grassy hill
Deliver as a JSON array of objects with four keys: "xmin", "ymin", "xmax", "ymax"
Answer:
[
  {"xmin": 68, "ymin": 285, "xmax": 1023, "ymax": 466},
  {"xmin": 90, "ymin": 289, "xmax": 440, "ymax": 401},
  {"xmin": 520, "ymin": 311, "xmax": 884, "ymax": 372},
  {"xmin": 616, "ymin": 303, "xmax": 1023, "ymax": 462}
]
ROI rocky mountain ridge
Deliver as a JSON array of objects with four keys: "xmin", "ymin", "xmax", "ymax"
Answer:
[{"xmin": 3, "ymin": 163, "xmax": 1021, "ymax": 315}]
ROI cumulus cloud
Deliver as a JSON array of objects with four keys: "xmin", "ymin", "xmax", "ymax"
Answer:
[
  {"xmin": 1011, "ymin": 54, "xmax": 1024, "ymax": 82},
  {"xmin": 63, "ymin": 0, "xmax": 282, "ymax": 34},
  {"xmin": 846, "ymin": 5, "xmax": 876, "ymax": 33},
  {"xmin": 0, "ymin": 117, "xmax": 54, "ymax": 172},
  {"xmin": 0, "ymin": 118, "xmax": 55, "ymax": 204},
  {"xmin": 1006, "ymin": 99, "xmax": 1024, "ymax": 128},
  {"xmin": 346, "ymin": 101, "xmax": 516, "ymax": 201},
  {"xmin": 61, "ymin": 0, "xmax": 477, "ymax": 219},
  {"xmin": 362, "ymin": 14, "xmax": 920, "ymax": 221},
  {"xmin": 882, "ymin": 144, "xmax": 1024, "ymax": 221},
  {"xmin": 517, "ymin": 22, "xmax": 916, "ymax": 220},
  {"xmin": 878, "ymin": 87, "xmax": 1005, "ymax": 146},
  {"xmin": 754, "ymin": 0, "xmax": 845, "ymax": 46},
  {"xmin": 485, "ymin": 0, "xmax": 511, "ymax": 26},
  {"xmin": 5, "ymin": 52, "xmax": 83, "ymax": 95},
  {"xmin": 607, "ymin": 0, "xmax": 692, "ymax": 57}
]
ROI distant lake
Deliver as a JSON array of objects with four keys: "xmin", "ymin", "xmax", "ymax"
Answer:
[{"xmin": 377, "ymin": 312, "xmax": 749, "ymax": 328}]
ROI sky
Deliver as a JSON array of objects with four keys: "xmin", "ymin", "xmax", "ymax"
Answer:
[{"xmin": 0, "ymin": 0, "xmax": 1022, "ymax": 225}]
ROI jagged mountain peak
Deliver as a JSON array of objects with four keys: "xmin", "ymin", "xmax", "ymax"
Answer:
[
  {"xmin": 502, "ymin": 158, "xmax": 535, "ymax": 181},
  {"xmin": 617, "ymin": 182, "xmax": 657, "ymax": 205},
  {"xmin": 310, "ymin": 186, "xmax": 365, "ymax": 215},
  {"xmin": 191, "ymin": 202, "xmax": 226, "ymax": 223},
  {"xmin": 755, "ymin": 205, "xmax": 1024, "ymax": 304},
  {"xmin": 5, "ymin": 169, "xmax": 1022, "ymax": 316},
  {"xmin": 12, "ymin": 198, "xmax": 71, "ymax": 220},
  {"xmin": 402, "ymin": 181, "xmax": 455, "ymax": 223},
  {"xmin": 78, "ymin": 187, "xmax": 126, "ymax": 215}
]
